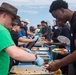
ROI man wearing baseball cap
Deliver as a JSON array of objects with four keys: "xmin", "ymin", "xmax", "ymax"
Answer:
[
  {"xmin": 0, "ymin": 2, "xmax": 44, "ymax": 75},
  {"xmin": 23, "ymin": 19, "xmax": 33, "ymax": 37}
]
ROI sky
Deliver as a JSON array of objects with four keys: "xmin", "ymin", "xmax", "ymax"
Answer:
[{"xmin": 0, "ymin": 0, "xmax": 76, "ymax": 28}]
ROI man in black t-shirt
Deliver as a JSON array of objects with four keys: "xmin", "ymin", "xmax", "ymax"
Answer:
[
  {"xmin": 10, "ymin": 22, "xmax": 35, "ymax": 46},
  {"xmin": 47, "ymin": 20, "xmax": 70, "ymax": 75},
  {"xmin": 52, "ymin": 20, "xmax": 62, "ymax": 42},
  {"xmin": 46, "ymin": 0, "xmax": 76, "ymax": 74},
  {"xmin": 56, "ymin": 21, "xmax": 70, "ymax": 75},
  {"xmin": 41, "ymin": 21, "xmax": 51, "ymax": 41}
]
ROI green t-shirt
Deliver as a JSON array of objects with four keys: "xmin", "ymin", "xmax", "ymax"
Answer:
[
  {"xmin": 0, "ymin": 24, "xmax": 15, "ymax": 75},
  {"xmin": 39, "ymin": 28, "xmax": 43, "ymax": 34}
]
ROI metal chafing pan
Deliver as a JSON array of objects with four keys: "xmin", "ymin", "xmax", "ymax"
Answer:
[
  {"xmin": 35, "ymin": 52, "xmax": 48, "ymax": 55},
  {"xmin": 31, "ymin": 47, "xmax": 49, "ymax": 51},
  {"xmin": 39, "ymin": 47, "xmax": 49, "ymax": 51},
  {"xmin": 39, "ymin": 55, "xmax": 50, "ymax": 62},
  {"xmin": 9, "ymin": 66, "xmax": 54, "ymax": 75},
  {"xmin": 31, "ymin": 47, "xmax": 38, "ymax": 51}
]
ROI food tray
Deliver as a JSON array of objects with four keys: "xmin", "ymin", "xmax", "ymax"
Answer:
[{"xmin": 10, "ymin": 66, "xmax": 54, "ymax": 75}]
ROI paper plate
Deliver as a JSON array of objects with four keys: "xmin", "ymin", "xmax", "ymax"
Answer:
[
  {"xmin": 52, "ymin": 48, "xmax": 64, "ymax": 52},
  {"xmin": 52, "ymin": 48, "xmax": 68, "ymax": 54},
  {"xmin": 57, "ymin": 35, "xmax": 70, "ymax": 45}
]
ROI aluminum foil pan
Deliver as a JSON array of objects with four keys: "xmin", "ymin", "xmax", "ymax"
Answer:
[{"xmin": 10, "ymin": 66, "xmax": 54, "ymax": 75}]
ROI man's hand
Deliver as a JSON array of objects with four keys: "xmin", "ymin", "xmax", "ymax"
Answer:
[
  {"xmin": 46, "ymin": 42, "xmax": 66, "ymax": 46},
  {"xmin": 60, "ymin": 43, "xmax": 66, "ymax": 46},
  {"xmin": 46, "ymin": 60, "xmax": 61, "ymax": 72},
  {"xmin": 46, "ymin": 42, "xmax": 53, "ymax": 45},
  {"xmin": 34, "ymin": 55, "xmax": 44, "ymax": 66}
]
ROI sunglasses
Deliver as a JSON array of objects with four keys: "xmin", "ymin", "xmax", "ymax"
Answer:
[
  {"xmin": 6, "ymin": 13, "xmax": 15, "ymax": 21},
  {"xmin": 13, "ymin": 22, "xmax": 18, "ymax": 25}
]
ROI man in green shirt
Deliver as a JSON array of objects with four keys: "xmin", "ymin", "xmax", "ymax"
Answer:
[{"xmin": 0, "ymin": 2, "xmax": 44, "ymax": 75}]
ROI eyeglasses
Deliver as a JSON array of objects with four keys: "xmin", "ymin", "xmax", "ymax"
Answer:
[{"xmin": 10, "ymin": 15, "xmax": 15, "ymax": 21}]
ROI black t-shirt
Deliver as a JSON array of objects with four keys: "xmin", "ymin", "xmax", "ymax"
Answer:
[
  {"xmin": 60, "ymin": 25, "xmax": 70, "ymax": 39},
  {"xmin": 70, "ymin": 12, "xmax": 76, "ymax": 53},
  {"xmin": 60, "ymin": 25, "xmax": 70, "ymax": 48},
  {"xmin": 52, "ymin": 29, "xmax": 60, "ymax": 42},
  {"xmin": 42, "ymin": 26, "xmax": 51, "ymax": 41},
  {"xmin": 52, "ymin": 25, "xmax": 58, "ymax": 32},
  {"xmin": 52, "ymin": 25, "xmax": 70, "ymax": 45},
  {"xmin": 70, "ymin": 12, "xmax": 76, "ymax": 68},
  {"xmin": 10, "ymin": 30, "xmax": 20, "ymax": 46}
]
